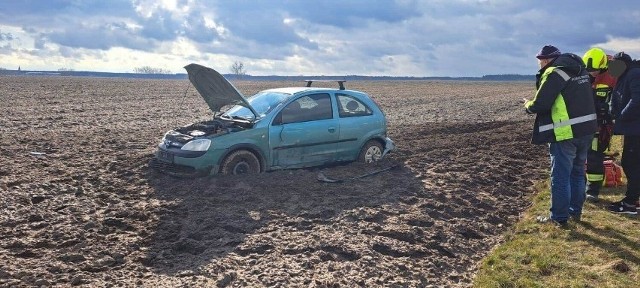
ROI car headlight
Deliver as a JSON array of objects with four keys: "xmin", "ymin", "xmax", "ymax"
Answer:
[{"xmin": 181, "ymin": 139, "xmax": 211, "ymax": 151}]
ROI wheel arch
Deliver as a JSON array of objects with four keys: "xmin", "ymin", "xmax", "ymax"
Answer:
[
  {"xmin": 360, "ymin": 136, "xmax": 386, "ymax": 151},
  {"xmin": 217, "ymin": 143, "xmax": 267, "ymax": 172}
]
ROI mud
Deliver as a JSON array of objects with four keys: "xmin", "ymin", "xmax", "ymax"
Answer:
[{"xmin": 0, "ymin": 77, "xmax": 547, "ymax": 287}]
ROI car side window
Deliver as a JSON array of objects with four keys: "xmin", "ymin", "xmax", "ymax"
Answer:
[
  {"xmin": 279, "ymin": 93, "xmax": 332, "ymax": 124},
  {"xmin": 337, "ymin": 94, "xmax": 372, "ymax": 118}
]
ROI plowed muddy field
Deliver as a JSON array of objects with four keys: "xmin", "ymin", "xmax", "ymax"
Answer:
[{"xmin": 0, "ymin": 77, "xmax": 548, "ymax": 287}]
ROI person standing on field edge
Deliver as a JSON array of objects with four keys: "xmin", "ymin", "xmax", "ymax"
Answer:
[
  {"xmin": 523, "ymin": 45, "xmax": 597, "ymax": 226},
  {"xmin": 582, "ymin": 48, "xmax": 618, "ymax": 202},
  {"xmin": 608, "ymin": 52, "xmax": 640, "ymax": 214}
]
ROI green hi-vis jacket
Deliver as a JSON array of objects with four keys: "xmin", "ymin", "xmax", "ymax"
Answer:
[{"xmin": 525, "ymin": 53, "xmax": 598, "ymax": 145}]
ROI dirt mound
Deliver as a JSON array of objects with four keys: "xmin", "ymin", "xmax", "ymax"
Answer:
[{"xmin": 0, "ymin": 77, "xmax": 547, "ymax": 287}]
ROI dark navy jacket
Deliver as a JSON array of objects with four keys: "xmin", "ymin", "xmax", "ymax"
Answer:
[
  {"xmin": 526, "ymin": 53, "xmax": 597, "ymax": 144},
  {"xmin": 612, "ymin": 65, "xmax": 640, "ymax": 135}
]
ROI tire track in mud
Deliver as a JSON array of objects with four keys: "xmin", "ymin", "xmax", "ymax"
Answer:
[{"xmin": 0, "ymin": 77, "xmax": 549, "ymax": 287}]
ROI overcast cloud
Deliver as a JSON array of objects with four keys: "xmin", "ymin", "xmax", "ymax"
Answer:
[{"xmin": 0, "ymin": 0, "xmax": 638, "ymax": 76}]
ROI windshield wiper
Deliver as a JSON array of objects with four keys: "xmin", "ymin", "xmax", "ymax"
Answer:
[{"xmin": 231, "ymin": 115, "xmax": 250, "ymax": 121}]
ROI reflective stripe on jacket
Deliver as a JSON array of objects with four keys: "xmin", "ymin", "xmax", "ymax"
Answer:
[{"xmin": 593, "ymin": 70, "xmax": 616, "ymax": 106}]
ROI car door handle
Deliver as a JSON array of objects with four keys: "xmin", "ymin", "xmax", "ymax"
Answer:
[{"xmin": 328, "ymin": 127, "xmax": 336, "ymax": 133}]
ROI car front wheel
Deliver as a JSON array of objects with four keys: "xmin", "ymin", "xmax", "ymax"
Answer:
[
  {"xmin": 358, "ymin": 140, "xmax": 384, "ymax": 163},
  {"xmin": 220, "ymin": 150, "xmax": 261, "ymax": 175}
]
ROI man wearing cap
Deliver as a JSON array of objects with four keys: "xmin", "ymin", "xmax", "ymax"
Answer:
[
  {"xmin": 523, "ymin": 45, "xmax": 597, "ymax": 226},
  {"xmin": 608, "ymin": 52, "xmax": 640, "ymax": 214}
]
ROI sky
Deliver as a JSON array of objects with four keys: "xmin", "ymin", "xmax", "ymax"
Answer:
[{"xmin": 1, "ymin": 0, "xmax": 639, "ymax": 77}]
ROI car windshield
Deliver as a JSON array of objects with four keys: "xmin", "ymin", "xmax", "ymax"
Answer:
[{"xmin": 221, "ymin": 91, "xmax": 290, "ymax": 120}]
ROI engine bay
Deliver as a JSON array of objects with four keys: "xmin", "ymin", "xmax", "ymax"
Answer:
[{"xmin": 165, "ymin": 118, "xmax": 250, "ymax": 144}]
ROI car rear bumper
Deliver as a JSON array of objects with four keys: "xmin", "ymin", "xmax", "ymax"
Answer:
[{"xmin": 383, "ymin": 137, "xmax": 395, "ymax": 157}]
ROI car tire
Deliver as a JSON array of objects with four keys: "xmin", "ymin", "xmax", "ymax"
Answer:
[
  {"xmin": 358, "ymin": 140, "xmax": 384, "ymax": 163},
  {"xmin": 220, "ymin": 150, "xmax": 261, "ymax": 175}
]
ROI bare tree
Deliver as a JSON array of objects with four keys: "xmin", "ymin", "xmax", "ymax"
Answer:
[
  {"xmin": 133, "ymin": 66, "xmax": 171, "ymax": 74},
  {"xmin": 230, "ymin": 61, "xmax": 246, "ymax": 76}
]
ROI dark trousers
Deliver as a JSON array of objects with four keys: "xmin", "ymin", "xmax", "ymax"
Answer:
[
  {"xmin": 622, "ymin": 135, "xmax": 640, "ymax": 203},
  {"xmin": 585, "ymin": 143, "xmax": 606, "ymax": 196},
  {"xmin": 586, "ymin": 123, "xmax": 613, "ymax": 196}
]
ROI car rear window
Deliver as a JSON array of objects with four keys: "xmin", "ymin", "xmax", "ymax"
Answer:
[{"xmin": 337, "ymin": 94, "xmax": 372, "ymax": 117}]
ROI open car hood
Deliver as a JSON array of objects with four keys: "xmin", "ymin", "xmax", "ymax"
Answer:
[{"xmin": 184, "ymin": 63, "xmax": 259, "ymax": 118}]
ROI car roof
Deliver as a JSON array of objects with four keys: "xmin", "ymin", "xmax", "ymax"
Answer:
[
  {"xmin": 264, "ymin": 87, "xmax": 361, "ymax": 95},
  {"xmin": 262, "ymin": 80, "xmax": 361, "ymax": 96}
]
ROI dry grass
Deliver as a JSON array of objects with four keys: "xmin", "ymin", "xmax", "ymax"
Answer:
[{"xmin": 475, "ymin": 135, "xmax": 640, "ymax": 287}]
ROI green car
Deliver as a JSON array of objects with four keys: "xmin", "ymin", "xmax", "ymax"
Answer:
[{"xmin": 151, "ymin": 64, "xmax": 394, "ymax": 176}]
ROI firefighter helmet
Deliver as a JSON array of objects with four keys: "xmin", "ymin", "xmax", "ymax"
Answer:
[{"xmin": 583, "ymin": 48, "xmax": 608, "ymax": 72}]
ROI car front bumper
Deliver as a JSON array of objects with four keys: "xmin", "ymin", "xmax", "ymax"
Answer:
[{"xmin": 151, "ymin": 144, "xmax": 223, "ymax": 177}]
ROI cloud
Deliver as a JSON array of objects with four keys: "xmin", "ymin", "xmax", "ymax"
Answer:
[
  {"xmin": 43, "ymin": 22, "xmax": 153, "ymax": 51},
  {"xmin": 0, "ymin": 0, "xmax": 639, "ymax": 76},
  {"xmin": 0, "ymin": 1, "xmax": 137, "ymax": 26},
  {"xmin": 596, "ymin": 36, "xmax": 640, "ymax": 56},
  {"xmin": 137, "ymin": 10, "xmax": 182, "ymax": 42},
  {"xmin": 0, "ymin": 31, "xmax": 13, "ymax": 41},
  {"xmin": 181, "ymin": 11, "xmax": 220, "ymax": 43},
  {"xmin": 280, "ymin": 0, "xmax": 422, "ymax": 28}
]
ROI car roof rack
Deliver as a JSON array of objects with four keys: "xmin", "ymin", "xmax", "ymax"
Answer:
[{"xmin": 305, "ymin": 80, "xmax": 346, "ymax": 90}]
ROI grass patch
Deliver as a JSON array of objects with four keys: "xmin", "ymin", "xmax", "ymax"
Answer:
[{"xmin": 475, "ymin": 136, "xmax": 640, "ymax": 287}]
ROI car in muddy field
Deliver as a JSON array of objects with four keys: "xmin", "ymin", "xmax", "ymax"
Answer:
[{"xmin": 150, "ymin": 63, "xmax": 395, "ymax": 176}]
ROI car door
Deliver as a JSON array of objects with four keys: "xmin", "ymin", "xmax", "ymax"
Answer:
[{"xmin": 269, "ymin": 93, "xmax": 339, "ymax": 168}]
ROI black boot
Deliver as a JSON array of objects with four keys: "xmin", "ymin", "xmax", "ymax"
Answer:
[{"xmin": 585, "ymin": 181, "xmax": 602, "ymax": 202}]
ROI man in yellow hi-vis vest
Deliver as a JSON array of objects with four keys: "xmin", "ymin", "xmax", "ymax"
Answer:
[{"xmin": 523, "ymin": 45, "xmax": 598, "ymax": 226}]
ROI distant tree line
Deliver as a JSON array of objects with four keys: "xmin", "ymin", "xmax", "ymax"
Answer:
[
  {"xmin": 481, "ymin": 74, "xmax": 534, "ymax": 81},
  {"xmin": 133, "ymin": 66, "xmax": 172, "ymax": 74},
  {"xmin": 0, "ymin": 66, "xmax": 535, "ymax": 81}
]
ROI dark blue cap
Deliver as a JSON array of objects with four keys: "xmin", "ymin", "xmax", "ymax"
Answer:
[{"xmin": 536, "ymin": 45, "xmax": 561, "ymax": 59}]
